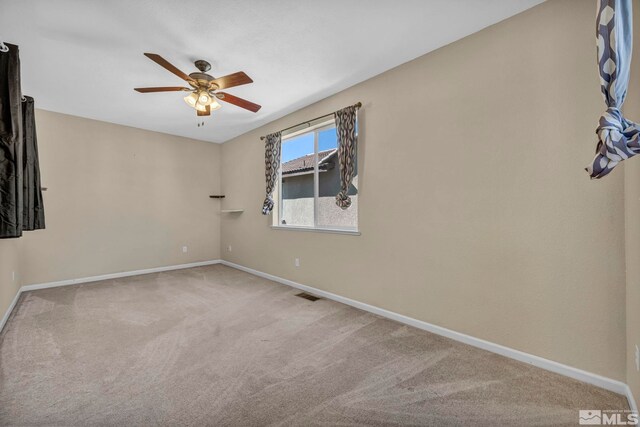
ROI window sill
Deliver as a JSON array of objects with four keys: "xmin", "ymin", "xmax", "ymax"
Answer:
[{"xmin": 270, "ymin": 225, "xmax": 360, "ymax": 236}]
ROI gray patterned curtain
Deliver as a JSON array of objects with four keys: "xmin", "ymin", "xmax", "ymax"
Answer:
[
  {"xmin": 334, "ymin": 105, "xmax": 357, "ymax": 209},
  {"xmin": 0, "ymin": 43, "xmax": 23, "ymax": 238},
  {"xmin": 22, "ymin": 96, "xmax": 45, "ymax": 230},
  {"xmin": 262, "ymin": 132, "xmax": 281, "ymax": 215},
  {"xmin": 587, "ymin": 0, "xmax": 640, "ymax": 178}
]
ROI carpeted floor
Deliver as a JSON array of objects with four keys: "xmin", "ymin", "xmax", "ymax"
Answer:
[{"xmin": 0, "ymin": 264, "xmax": 629, "ymax": 426}]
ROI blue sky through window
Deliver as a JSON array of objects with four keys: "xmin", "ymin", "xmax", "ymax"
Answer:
[
  {"xmin": 319, "ymin": 128, "xmax": 338, "ymax": 152},
  {"xmin": 281, "ymin": 126, "xmax": 338, "ymax": 163}
]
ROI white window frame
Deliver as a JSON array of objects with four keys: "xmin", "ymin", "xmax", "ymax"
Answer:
[{"xmin": 272, "ymin": 118, "xmax": 359, "ymax": 235}]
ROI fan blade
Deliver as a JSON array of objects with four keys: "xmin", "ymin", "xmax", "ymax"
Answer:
[
  {"xmin": 210, "ymin": 72, "xmax": 253, "ymax": 90},
  {"xmin": 144, "ymin": 53, "xmax": 195, "ymax": 83},
  {"xmin": 197, "ymin": 105, "xmax": 211, "ymax": 116},
  {"xmin": 134, "ymin": 87, "xmax": 189, "ymax": 93},
  {"xmin": 217, "ymin": 92, "xmax": 261, "ymax": 112}
]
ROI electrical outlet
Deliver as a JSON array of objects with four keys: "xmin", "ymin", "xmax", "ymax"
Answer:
[
  {"xmin": 228, "ymin": 245, "xmax": 232, "ymax": 252},
  {"xmin": 635, "ymin": 344, "xmax": 639, "ymax": 372},
  {"xmin": 182, "ymin": 246, "xmax": 188, "ymax": 253},
  {"xmin": 295, "ymin": 258, "xmax": 300, "ymax": 267}
]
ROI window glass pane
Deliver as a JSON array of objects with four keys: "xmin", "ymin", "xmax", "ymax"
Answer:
[
  {"xmin": 317, "ymin": 126, "xmax": 358, "ymax": 229},
  {"xmin": 280, "ymin": 133, "xmax": 315, "ymax": 227}
]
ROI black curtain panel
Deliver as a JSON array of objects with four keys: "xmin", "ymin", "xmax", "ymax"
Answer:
[
  {"xmin": 21, "ymin": 96, "xmax": 44, "ymax": 230},
  {"xmin": 0, "ymin": 43, "xmax": 44, "ymax": 238},
  {"xmin": 0, "ymin": 43, "xmax": 23, "ymax": 238}
]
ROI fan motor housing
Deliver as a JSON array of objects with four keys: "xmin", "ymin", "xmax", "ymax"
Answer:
[
  {"xmin": 188, "ymin": 60, "xmax": 215, "ymax": 88},
  {"xmin": 189, "ymin": 72, "xmax": 214, "ymax": 82},
  {"xmin": 189, "ymin": 72, "xmax": 215, "ymax": 89}
]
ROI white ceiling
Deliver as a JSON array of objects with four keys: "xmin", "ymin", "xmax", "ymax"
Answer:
[{"xmin": 1, "ymin": 0, "xmax": 543, "ymax": 143}]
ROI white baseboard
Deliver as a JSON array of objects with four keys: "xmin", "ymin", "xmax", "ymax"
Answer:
[
  {"xmin": 0, "ymin": 286, "xmax": 23, "ymax": 336},
  {"xmin": 21, "ymin": 260, "xmax": 221, "ymax": 291},
  {"xmin": 626, "ymin": 386, "xmax": 638, "ymax": 414},
  {"xmin": 0, "ymin": 260, "xmax": 221, "ymax": 333},
  {"xmin": 220, "ymin": 259, "xmax": 636, "ymax": 410}
]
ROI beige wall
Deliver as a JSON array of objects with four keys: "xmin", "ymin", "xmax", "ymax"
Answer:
[
  {"xmin": 624, "ymin": 2, "xmax": 640, "ymax": 406},
  {"xmin": 625, "ymin": 157, "xmax": 640, "ymax": 405},
  {"xmin": 221, "ymin": 0, "xmax": 627, "ymax": 381},
  {"xmin": 18, "ymin": 110, "xmax": 222, "ymax": 285}
]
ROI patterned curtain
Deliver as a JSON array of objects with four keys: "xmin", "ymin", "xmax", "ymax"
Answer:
[
  {"xmin": 587, "ymin": 0, "xmax": 640, "ymax": 178},
  {"xmin": 334, "ymin": 105, "xmax": 357, "ymax": 209},
  {"xmin": 261, "ymin": 132, "xmax": 281, "ymax": 215}
]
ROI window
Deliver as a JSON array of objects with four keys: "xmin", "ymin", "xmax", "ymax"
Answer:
[{"xmin": 273, "ymin": 119, "xmax": 358, "ymax": 233}]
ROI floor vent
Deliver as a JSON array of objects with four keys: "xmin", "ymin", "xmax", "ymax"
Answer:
[{"xmin": 296, "ymin": 292, "xmax": 321, "ymax": 302}]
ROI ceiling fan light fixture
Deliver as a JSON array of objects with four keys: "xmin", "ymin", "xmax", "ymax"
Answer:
[
  {"xmin": 198, "ymin": 91, "xmax": 211, "ymax": 104},
  {"xmin": 209, "ymin": 97, "xmax": 222, "ymax": 111},
  {"xmin": 183, "ymin": 92, "xmax": 198, "ymax": 108},
  {"xmin": 184, "ymin": 91, "xmax": 210, "ymax": 112}
]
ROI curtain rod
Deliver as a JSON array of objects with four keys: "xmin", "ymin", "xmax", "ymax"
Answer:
[{"xmin": 260, "ymin": 102, "xmax": 361, "ymax": 141}]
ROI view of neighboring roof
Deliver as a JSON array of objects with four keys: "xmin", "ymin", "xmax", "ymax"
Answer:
[{"xmin": 282, "ymin": 149, "xmax": 337, "ymax": 175}]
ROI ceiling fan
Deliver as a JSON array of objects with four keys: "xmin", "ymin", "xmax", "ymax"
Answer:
[{"xmin": 134, "ymin": 53, "xmax": 261, "ymax": 117}]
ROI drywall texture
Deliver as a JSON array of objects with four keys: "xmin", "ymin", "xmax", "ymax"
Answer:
[
  {"xmin": 19, "ymin": 110, "xmax": 222, "ymax": 285},
  {"xmin": 0, "ymin": 239, "xmax": 20, "ymax": 322},
  {"xmin": 624, "ymin": 3, "xmax": 640, "ymax": 407},
  {"xmin": 220, "ymin": 0, "xmax": 627, "ymax": 381}
]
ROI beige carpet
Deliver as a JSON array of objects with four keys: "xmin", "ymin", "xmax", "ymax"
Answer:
[{"xmin": 0, "ymin": 264, "xmax": 628, "ymax": 426}]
